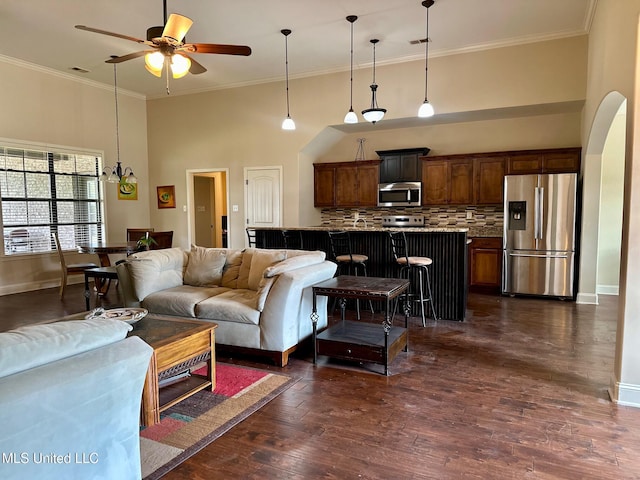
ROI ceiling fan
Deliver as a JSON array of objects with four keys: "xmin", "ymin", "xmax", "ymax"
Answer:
[{"xmin": 75, "ymin": 0, "xmax": 251, "ymax": 80}]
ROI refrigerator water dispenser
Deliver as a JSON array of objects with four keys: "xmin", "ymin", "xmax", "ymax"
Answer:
[{"xmin": 508, "ymin": 201, "xmax": 526, "ymax": 230}]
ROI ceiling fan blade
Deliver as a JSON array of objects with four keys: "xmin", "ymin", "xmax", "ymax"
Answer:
[
  {"xmin": 162, "ymin": 13, "xmax": 193, "ymax": 42},
  {"xmin": 183, "ymin": 43, "xmax": 252, "ymax": 56},
  {"xmin": 105, "ymin": 51, "xmax": 152, "ymax": 63},
  {"xmin": 75, "ymin": 25, "xmax": 147, "ymax": 44},
  {"xmin": 184, "ymin": 54, "xmax": 207, "ymax": 75}
]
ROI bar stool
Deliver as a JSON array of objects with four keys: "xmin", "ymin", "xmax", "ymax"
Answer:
[
  {"xmin": 327, "ymin": 231, "xmax": 374, "ymax": 319},
  {"xmin": 388, "ymin": 231, "xmax": 438, "ymax": 326},
  {"xmin": 281, "ymin": 230, "xmax": 303, "ymax": 250},
  {"xmin": 246, "ymin": 228, "xmax": 257, "ymax": 247}
]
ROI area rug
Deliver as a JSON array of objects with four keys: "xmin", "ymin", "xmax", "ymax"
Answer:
[{"xmin": 140, "ymin": 363, "xmax": 297, "ymax": 480}]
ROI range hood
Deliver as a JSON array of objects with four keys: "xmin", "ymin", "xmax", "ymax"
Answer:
[{"xmin": 377, "ymin": 147, "xmax": 430, "ymax": 183}]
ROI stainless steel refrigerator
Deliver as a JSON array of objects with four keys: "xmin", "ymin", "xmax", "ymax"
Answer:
[{"xmin": 502, "ymin": 173, "xmax": 577, "ymax": 298}]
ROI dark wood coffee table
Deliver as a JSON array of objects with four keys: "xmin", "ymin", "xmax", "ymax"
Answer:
[{"xmin": 311, "ymin": 275, "xmax": 410, "ymax": 375}]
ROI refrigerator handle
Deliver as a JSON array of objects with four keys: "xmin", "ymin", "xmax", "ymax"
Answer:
[
  {"xmin": 534, "ymin": 187, "xmax": 540, "ymax": 239},
  {"xmin": 538, "ymin": 187, "xmax": 544, "ymax": 240}
]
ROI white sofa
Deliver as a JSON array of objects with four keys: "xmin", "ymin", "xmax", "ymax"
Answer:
[
  {"xmin": 116, "ymin": 246, "xmax": 337, "ymax": 366},
  {"xmin": 0, "ymin": 318, "xmax": 153, "ymax": 480}
]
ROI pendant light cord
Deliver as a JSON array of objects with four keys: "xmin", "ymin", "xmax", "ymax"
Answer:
[
  {"xmin": 423, "ymin": 4, "xmax": 430, "ymax": 102},
  {"xmin": 349, "ymin": 19, "xmax": 354, "ymax": 110},
  {"xmin": 284, "ymin": 32, "xmax": 291, "ymax": 116},
  {"xmin": 113, "ymin": 64, "xmax": 121, "ymax": 166}
]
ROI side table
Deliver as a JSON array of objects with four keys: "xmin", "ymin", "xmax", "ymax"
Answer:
[{"xmin": 311, "ymin": 275, "xmax": 410, "ymax": 375}]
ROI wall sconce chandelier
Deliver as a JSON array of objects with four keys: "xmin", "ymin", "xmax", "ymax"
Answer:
[
  {"xmin": 343, "ymin": 15, "xmax": 358, "ymax": 124},
  {"xmin": 362, "ymin": 39, "xmax": 386, "ymax": 124},
  {"xmin": 418, "ymin": 0, "xmax": 435, "ymax": 118},
  {"xmin": 281, "ymin": 29, "xmax": 296, "ymax": 130},
  {"xmin": 101, "ymin": 62, "xmax": 137, "ymax": 184}
]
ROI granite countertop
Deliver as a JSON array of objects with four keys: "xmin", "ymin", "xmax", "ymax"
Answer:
[{"xmin": 256, "ymin": 224, "xmax": 503, "ymax": 237}]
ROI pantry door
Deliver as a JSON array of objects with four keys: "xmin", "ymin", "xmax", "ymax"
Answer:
[{"xmin": 245, "ymin": 167, "xmax": 282, "ymax": 244}]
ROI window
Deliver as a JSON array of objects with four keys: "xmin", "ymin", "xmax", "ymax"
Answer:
[{"xmin": 0, "ymin": 144, "xmax": 105, "ymax": 255}]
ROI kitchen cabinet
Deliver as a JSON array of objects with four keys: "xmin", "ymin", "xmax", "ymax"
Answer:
[
  {"xmin": 313, "ymin": 160, "xmax": 380, "ymax": 208},
  {"xmin": 468, "ymin": 237, "xmax": 502, "ymax": 293},
  {"xmin": 507, "ymin": 147, "xmax": 581, "ymax": 175},
  {"xmin": 473, "ymin": 157, "xmax": 505, "ymax": 204},
  {"xmin": 422, "ymin": 158, "xmax": 473, "ymax": 205},
  {"xmin": 377, "ymin": 148, "xmax": 429, "ymax": 183}
]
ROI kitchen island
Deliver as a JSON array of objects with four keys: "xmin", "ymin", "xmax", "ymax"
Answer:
[{"xmin": 252, "ymin": 226, "xmax": 469, "ymax": 321}]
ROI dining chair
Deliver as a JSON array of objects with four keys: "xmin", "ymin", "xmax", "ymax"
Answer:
[
  {"xmin": 126, "ymin": 228, "xmax": 154, "ymax": 242},
  {"xmin": 149, "ymin": 231, "xmax": 173, "ymax": 250},
  {"xmin": 52, "ymin": 232, "xmax": 99, "ymax": 299}
]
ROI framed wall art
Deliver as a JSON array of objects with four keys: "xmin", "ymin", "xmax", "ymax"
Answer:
[
  {"xmin": 118, "ymin": 179, "xmax": 138, "ymax": 200},
  {"xmin": 157, "ymin": 185, "xmax": 176, "ymax": 209}
]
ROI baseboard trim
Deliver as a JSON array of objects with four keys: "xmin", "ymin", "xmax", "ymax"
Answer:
[
  {"xmin": 597, "ymin": 284, "xmax": 619, "ymax": 296},
  {"xmin": 0, "ymin": 277, "xmax": 83, "ymax": 296},
  {"xmin": 608, "ymin": 374, "xmax": 640, "ymax": 408},
  {"xmin": 576, "ymin": 292, "xmax": 598, "ymax": 304}
]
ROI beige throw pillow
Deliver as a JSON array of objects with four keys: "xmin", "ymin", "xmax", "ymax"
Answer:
[
  {"xmin": 184, "ymin": 246, "xmax": 227, "ymax": 287},
  {"xmin": 248, "ymin": 249, "xmax": 286, "ymax": 290}
]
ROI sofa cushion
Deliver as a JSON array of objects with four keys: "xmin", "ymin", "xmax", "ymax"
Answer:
[
  {"xmin": 248, "ymin": 249, "xmax": 287, "ymax": 290},
  {"xmin": 221, "ymin": 249, "xmax": 244, "ymax": 288},
  {"xmin": 264, "ymin": 250, "xmax": 326, "ymax": 277},
  {"xmin": 195, "ymin": 289, "xmax": 261, "ymax": 325},
  {"xmin": 142, "ymin": 285, "xmax": 229, "ymax": 317},
  {"xmin": 184, "ymin": 245, "xmax": 227, "ymax": 287},
  {"xmin": 0, "ymin": 318, "xmax": 131, "ymax": 378},
  {"xmin": 127, "ymin": 247, "xmax": 186, "ymax": 301}
]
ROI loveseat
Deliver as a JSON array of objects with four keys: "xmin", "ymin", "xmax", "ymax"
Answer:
[
  {"xmin": 116, "ymin": 246, "xmax": 337, "ymax": 366},
  {"xmin": 0, "ymin": 318, "xmax": 153, "ymax": 480}
]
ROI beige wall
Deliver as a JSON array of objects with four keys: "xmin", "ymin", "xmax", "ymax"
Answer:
[
  {"xmin": 0, "ymin": 61, "xmax": 149, "ymax": 294},
  {"xmin": 581, "ymin": 0, "xmax": 640, "ymax": 405},
  {"xmin": 147, "ymin": 35, "xmax": 587, "ymax": 250}
]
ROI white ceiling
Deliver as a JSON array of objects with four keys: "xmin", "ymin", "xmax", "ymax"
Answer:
[{"xmin": 0, "ymin": 0, "xmax": 596, "ymax": 99}]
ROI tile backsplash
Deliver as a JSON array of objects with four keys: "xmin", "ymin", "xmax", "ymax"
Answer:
[{"xmin": 320, "ymin": 205, "xmax": 503, "ymax": 229}]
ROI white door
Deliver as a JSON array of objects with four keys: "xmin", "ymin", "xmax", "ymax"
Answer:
[{"xmin": 245, "ymin": 167, "xmax": 282, "ymax": 238}]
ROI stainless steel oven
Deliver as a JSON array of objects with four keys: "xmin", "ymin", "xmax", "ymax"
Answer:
[{"xmin": 377, "ymin": 182, "xmax": 422, "ymax": 207}]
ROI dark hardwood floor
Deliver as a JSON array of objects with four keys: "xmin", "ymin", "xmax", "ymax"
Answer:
[{"xmin": 2, "ymin": 284, "xmax": 639, "ymax": 479}]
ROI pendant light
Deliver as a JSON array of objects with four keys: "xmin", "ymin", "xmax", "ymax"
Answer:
[
  {"xmin": 418, "ymin": 0, "xmax": 435, "ymax": 118},
  {"xmin": 362, "ymin": 39, "xmax": 386, "ymax": 124},
  {"xmin": 343, "ymin": 15, "xmax": 358, "ymax": 124},
  {"xmin": 100, "ymin": 61, "xmax": 137, "ymax": 184},
  {"xmin": 281, "ymin": 29, "xmax": 296, "ymax": 130}
]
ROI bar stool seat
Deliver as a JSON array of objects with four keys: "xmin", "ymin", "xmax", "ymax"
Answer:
[
  {"xmin": 328, "ymin": 231, "xmax": 374, "ymax": 319},
  {"xmin": 388, "ymin": 231, "xmax": 438, "ymax": 326}
]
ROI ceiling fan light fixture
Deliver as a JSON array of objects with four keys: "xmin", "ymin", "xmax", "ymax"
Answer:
[
  {"xmin": 145, "ymin": 51, "xmax": 165, "ymax": 77},
  {"xmin": 171, "ymin": 53, "xmax": 191, "ymax": 78}
]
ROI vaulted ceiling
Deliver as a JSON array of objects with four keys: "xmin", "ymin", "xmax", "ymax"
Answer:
[{"xmin": 0, "ymin": 0, "xmax": 596, "ymax": 98}]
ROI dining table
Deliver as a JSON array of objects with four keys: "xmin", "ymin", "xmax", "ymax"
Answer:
[
  {"xmin": 77, "ymin": 241, "xmax": 140, "ymax": 296},
  {"xmin": 77, "ymin": 241, "xmax": 140, "ymax": 267}
]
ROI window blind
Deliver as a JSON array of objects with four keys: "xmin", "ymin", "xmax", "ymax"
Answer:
[{"xmin": 0, "ymin": 145, "xmax": 105, "ymax": 255}]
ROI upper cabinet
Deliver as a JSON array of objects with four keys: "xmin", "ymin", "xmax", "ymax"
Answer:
[
  {"xmin": 506, "ymin": 147, "xmax": 581, "ymax": 175},
  {"xmin": 314, "ymin": 160, "xmax": 380, "ymax": 208},
  {"xmin": 377, "ymin": 148, "xmax": 430, "ymax": 183},
  {"xmin": 422, "ymin": 147, "xmax": 580, "ymax": 206},
  {"xmin": 422, "ymin": 157, "xmax": 473, "ymax": 205}
]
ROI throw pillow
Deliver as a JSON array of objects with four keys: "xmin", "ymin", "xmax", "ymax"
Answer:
[
  {"xmin": 248, "ymin": 249, "xmax": 286, "ymax": 290},
  {"xmin": 127, "ymin": 247, "xmax": 186, "ymax": 301},
  {"xmin": 184, "ymin": 245, "xmax": 227, "ymax": 287},
  {"xmin": 221, "ymin": 249, "xmax": 244, "ymax": 288}
]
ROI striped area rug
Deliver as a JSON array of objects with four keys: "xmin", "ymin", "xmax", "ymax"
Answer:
[{"xmin": 140, "ymin": 363, "xmax": 297, "ymax": 480}]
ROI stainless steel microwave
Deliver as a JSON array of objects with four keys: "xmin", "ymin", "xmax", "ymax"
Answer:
[{"xmin": 377, "ymin": 182, "xmax": 422, "ymax": 207}]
